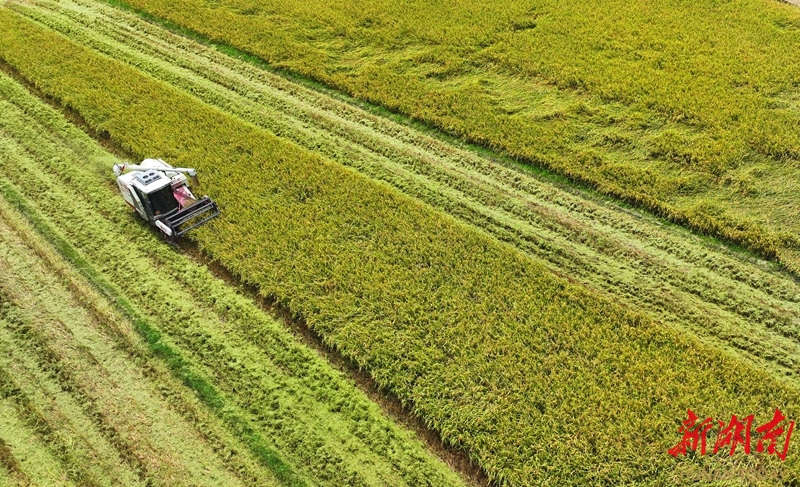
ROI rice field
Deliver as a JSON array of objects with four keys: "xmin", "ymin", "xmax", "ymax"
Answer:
[
  {"xmin": 2, "ymin": 4, "xmax": 800, "ymax": 485},
  {"xmin": 13, "ymin": 0, "xmax": 800, "ymax": 391},
  {"xmin": 0, "ymin": 66, "xmax": 463, "ymax": 486},
  {"xmin": 116, "ymin": 0, "xmax": 800, "ymax": 275}
]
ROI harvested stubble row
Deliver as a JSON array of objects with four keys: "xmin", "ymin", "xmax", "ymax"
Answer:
[
  {"xmin": 118, "ymin": 0, "xmax": 800, "ymax": 275},
  {"xmin": 1, "ymin": 8, "xmax": 799, "ymax": 485},
  {"xmin": 0, "ymin": 198, "xmax": 261, "ymax": 487},
  {"xmin": 0, "ymin": 71, "xmax": 462, "ymax": 486},
  {"xmin": 14, "ymin": 0, "xmax": 800, "ymax": 390}
]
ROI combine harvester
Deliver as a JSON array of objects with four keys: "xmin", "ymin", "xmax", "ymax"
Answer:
[{"xmin": 113, "ymin": 159, "xmax": 219, "ymax": 240}]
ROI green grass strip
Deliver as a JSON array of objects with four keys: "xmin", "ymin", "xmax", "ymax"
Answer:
[{"xmin": 0, "ymin": 178, "xmax": 307, "ymax": 487}]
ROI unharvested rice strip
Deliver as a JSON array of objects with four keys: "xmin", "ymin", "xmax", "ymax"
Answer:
[
  {"xmin": 104, "ymin": 0, "xmax": 800, "ymax": 275},
  {"xmin": 12, "ymin": 1, "xmax": 778, "ymax": 278},
  {"xmin": 16, "ymin": 0, "xmax": 800, "ymax": 385},
  {"xmin": 0, "ymin": 70, "xmax": 462, "ymax": 486},
  {"xmin": 25, "ymin": 0, "xmax": 800, "ymax": 312}
]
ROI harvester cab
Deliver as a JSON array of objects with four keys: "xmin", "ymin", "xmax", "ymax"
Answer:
[{"xmin": 113, "ymin": 158, "xmax": 219, "ymax": 239}]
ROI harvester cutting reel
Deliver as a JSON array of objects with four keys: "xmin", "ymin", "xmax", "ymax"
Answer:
[{"xmin": 113, "ymin": 158, "xmax": 220, "ymax": 240}]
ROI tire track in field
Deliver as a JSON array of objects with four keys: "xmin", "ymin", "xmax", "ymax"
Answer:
[
  {"xmin": 9, "ymin": 0, "xmax": 800, "ymax": 385},
  {"xmin": 0, "ymin": 437, "xmax": 30, "ymax": 487},
  {"xmin": 0, "ymin": 438, "xmax": 26, "ymax": 485}
]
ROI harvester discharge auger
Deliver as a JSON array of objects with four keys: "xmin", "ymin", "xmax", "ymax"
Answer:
[{"xmin": 113, "ymin": 159, "xmax": 220, "ymax": 240}]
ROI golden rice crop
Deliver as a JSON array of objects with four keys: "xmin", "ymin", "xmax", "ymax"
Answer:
[
  {"xmin": 119, "ymin": 0, "xmax": 800, "ymax": 274},
  {"xmin": 2, "ymin": 10, "xmax": 800, "ymax": 485}
]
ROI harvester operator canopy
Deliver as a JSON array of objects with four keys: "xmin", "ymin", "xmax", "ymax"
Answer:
[{"xmin": 132, "ymin": 170, "xmax": 179, "ymax": 217}]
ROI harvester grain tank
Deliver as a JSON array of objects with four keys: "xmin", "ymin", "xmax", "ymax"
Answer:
[{"xmin": 113, "ymin": 158, "xmax": 219, "ymax": 239}]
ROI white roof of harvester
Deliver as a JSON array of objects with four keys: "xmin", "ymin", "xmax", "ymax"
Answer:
[{"xmin": 129, "ymin": 169, "xmax": 171, "ymax": 194}]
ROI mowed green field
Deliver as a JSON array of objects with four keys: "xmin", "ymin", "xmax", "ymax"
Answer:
[
  {"xmin": 0, "ymin": 68, "xmax": 464, "ymax": 486},
  {"xmin": 2, "ymin": 4, "xmax": 800, "ymax": 485},
  {"xmin": 119, "ymin": 0, "xmax": 800, "ymax": 274}
]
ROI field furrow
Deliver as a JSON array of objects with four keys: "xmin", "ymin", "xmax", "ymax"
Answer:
[
  {"xmin": 0, "ymin": 444, "xmax": 22, "ymax": 487},
  {"xmin": 13, "ymin": 0, "xmax": 800, "ymax": 388},
  {"xmin": 0, "ymin": 66, "xmax": 464, "ymax": 487}
]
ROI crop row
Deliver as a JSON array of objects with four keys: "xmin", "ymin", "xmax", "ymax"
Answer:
[
  {"xmin": 0, "ymin": 68, "xmax": 461, "ymax": 486},
  {"xmin": 2, "ymin": 9, "xmax": 800, "ymax": 484},
  {"xmin": 16, "ymin": 0, "xmax": 800, "ymax": 390},
  {"xmin": 115, "ymin": 0, "xmax": 800, "ymax": 274}
]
